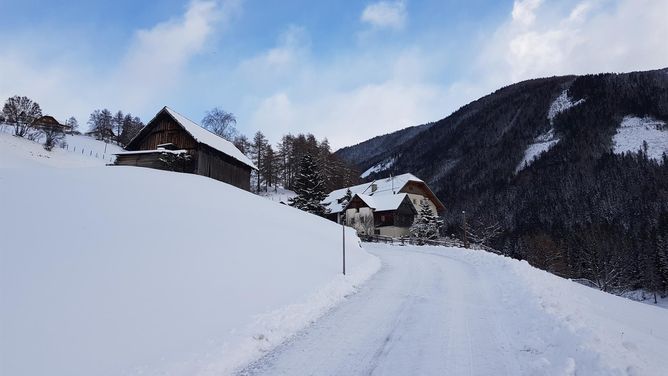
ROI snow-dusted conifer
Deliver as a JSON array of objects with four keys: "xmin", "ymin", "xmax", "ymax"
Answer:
[
  {"xmin": 289, "ymin": 154, "xmax": 329, "ymax": 216},
  {"xmin": 410, "ymin": 200, "xmax": 443, "ymax": 243}
]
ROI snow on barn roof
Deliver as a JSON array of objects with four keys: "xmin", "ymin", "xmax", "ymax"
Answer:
[
  {"xmin": 323, "ymin": 173, "xmax": 424, "ymax": 213},
  {"xmin": 351, "ymin": 193, "xmax": 411, "ymax": 212},
  {"xmin": 162, "ymin": 107, "xmax": 256, "ymax": 169}
]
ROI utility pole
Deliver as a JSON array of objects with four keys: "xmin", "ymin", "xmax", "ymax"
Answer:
[
  {"xmin": 462, "ymin": 210, "xmax": 469, "ymax": 248},
  {"xmin": 342, "ymin": 223, "xmax": 346, "ymax": 275}
]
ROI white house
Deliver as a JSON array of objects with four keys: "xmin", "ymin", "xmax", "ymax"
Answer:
[{"xmin": 322, "ymin": 173, "xmax": 446, "ymax": 237}]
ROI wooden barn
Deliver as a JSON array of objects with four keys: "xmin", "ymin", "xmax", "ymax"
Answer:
[
  {"xmin": 32, "ymin": 115, "xmax": 68, "ymax": 131},
  {"xmin": 115, "ymin": 107, "xmax": 256, "ymax": 191}
]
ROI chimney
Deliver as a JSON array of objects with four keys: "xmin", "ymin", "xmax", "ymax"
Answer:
[{"xmin": 371, "ymin": 183, "xmax": 378, "ymax": 194}]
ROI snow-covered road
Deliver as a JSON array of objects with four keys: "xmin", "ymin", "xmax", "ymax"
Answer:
[{"xmin": 238, "ymin": 244, "xmax": 668, "ymax": 376}]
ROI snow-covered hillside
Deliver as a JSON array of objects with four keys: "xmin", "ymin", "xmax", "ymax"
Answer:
[
  {"xmin": 548, "ymin": 89, "xmax": 585, "ymax": 123},
  {"xmin": 515, "ymin": 90, "xmax": 584, "ymax": 173},
  {"xmin": 360, "ymin": 157, "xmax": 396, "ymax": 178},
  {"xmin": 516, "ymin": 128, "xmax": 560, "ymax": 173},
  {"xmin": 0, "ymin": 138, "xmax": 379, "ymax": 376},
  {"xmin": 613, "ymin": 116, "xmax": 667, "ymax": 161},
  {"xmin": 0, "ymin": 126, "xmax": 123, "ymax": 167}
]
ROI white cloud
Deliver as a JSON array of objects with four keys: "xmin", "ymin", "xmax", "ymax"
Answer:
[
  {"xmin": 241, "ymin": 37, "xmax": 449, "ymax": 147},
  {"xmin": 361, "ymin": 0, "xmax": 407, "ymax": 30},
  {"xmin": 511, "ymin": 0, "xmax": 543, "ymax": 26},
  {"xmin": 472, "ymin": 0, "xmax": 668, "ymax": 89},
  {"xmin": 0, "ymin": 0, "xmax": 234, "ymax": 127},
  {"xmin": 115, "ymin": 0, "xmax": 222, "ymax": 108}
]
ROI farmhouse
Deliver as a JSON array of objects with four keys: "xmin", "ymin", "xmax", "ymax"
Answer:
[
  {"xmin": 32, "ymin": 115, "xmax": 68, "ymax": 131},
  {"xmin": 115, "ymin": 107, "xmax": 256, "ymax": 190},
  {"xmin": 322, "ymin": 173, "xmax": 445, "ymax": 237}
]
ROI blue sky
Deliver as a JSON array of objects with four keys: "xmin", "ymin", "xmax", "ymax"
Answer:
[{"xmin": 1, "ymin": 0, "xmax": 666, "ymax": 148}]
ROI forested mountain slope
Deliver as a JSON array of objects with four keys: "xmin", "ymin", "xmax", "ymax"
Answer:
[{"xmin": 336, "ymin": 68, "xmax": 668, "ymax": 294}]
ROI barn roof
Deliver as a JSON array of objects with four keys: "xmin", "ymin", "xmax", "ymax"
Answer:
[
  {"xmin": 162, "ymin": 107, "xmax": 256, "ymax": 169},
  {"xmin": 323, "ymin": 173, "xmax": 444, "ymax": 214},
  {"xmin": 130, "ymin": 107, "xmax": 256, "ymax": 170}
]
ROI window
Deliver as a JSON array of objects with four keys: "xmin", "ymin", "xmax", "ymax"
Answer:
[{"xmin": 374, "ymin": 229, "xmax": 380, "ymax": 235}]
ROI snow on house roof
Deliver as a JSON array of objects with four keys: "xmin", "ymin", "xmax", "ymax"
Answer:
[
  {"xmin": 162, "ymin": 107, "xmax": 257, "ymax": 170},
  {"xmin": 323, "ymin": 173, "xmax": 424, "ymax": 213},
  {"xmin": 352, "ymin": 193, "xmax": 410, "ymax": 212}
]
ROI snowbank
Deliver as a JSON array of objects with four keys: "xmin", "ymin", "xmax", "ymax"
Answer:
[
  {"xmin": 613, "ymin": 116, "xmax": 667, "ymax": 162},
  {"xmin": 0, "ymin": 142, "xmax": 379, "ymax": 376},
  {"xmin": 407, "ymin": 245, "xmax": 668, "ymax": 375}
]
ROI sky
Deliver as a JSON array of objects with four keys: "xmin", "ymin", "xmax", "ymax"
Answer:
[{"xmin": 1, "ymin": 0, "xmax": 666, "ymax": 149}]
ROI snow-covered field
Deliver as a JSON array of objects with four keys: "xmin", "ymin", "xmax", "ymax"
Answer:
[
  {"xmin": 613, "ymin": 116, "xmax": 667, "ymax": 161},
  {"xmin": 0, "ymin": 136, "xmax": 379, "ymax": 376},
  {"xmin": 241, "ymin": 244, "xmax": 668, "ymax": 376}
]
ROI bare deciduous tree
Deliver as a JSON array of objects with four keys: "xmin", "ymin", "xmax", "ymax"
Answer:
[
  {"xmin": 2, "ymin": 95, "xmax": 42, "ymax": 138},
  {"xmin": 202, "ymin": 107, "xmax": 237, "ymax": 141}
]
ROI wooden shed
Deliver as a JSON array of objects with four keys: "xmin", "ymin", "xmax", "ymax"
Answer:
[{"xmin": 115, "ymin": 107, "xmax": 256, "ymax": 191}]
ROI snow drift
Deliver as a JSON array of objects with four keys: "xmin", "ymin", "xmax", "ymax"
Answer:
[{"xmin": 0, "ymin": 135, "xmax": 379, "ymax": 376}]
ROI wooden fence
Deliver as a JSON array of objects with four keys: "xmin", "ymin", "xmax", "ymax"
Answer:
[{"xmin": 360, "ymin": 234, "xmax": 500, "ymax": 252}]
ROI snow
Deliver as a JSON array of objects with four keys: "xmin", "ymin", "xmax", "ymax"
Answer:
[
  {"xmin": 240, "ymin": 244, "xmax": 668, "ymax": 376},
  {"xmin": 162, "ymin": 107, "xmax": 257, "ymax": 169},
  {"xmin": 0, "ymin": 129, "xmax": 122, "ymax": 168},
  {"xmin": 613, "ymin": 116, "xmax": 667, "ymax": 161},
  {"xmin": 353, "ymin": 193, "xmax": 409, "ymax": 212},
  {"xmin": 360, "ymin": 157, "xmax": 396, "ymax": 178},
  {"xmin": 621, "ymin": 290, "xmax": 668, "ymax": 309},
  {"xmin": 0, "ymin": 137, "xmax": 379, "ymax": 376},
  {"xmin": 323, "ymin": 173, "xmax": 423, "ymax": 213},
  {"xmin": 515, "ymin": 88, "xmax": 583, "ymax": 174},
  {"xmin": 515, "ymin": 128, "xmax": 560, "ymax": 173},
  {"xmin": 258, "ymin": 185, "xmax": 297, "ymax": 204},
  {"xmin": 548, "ymin": 89, "xmax": 585, "ymax": 123}
]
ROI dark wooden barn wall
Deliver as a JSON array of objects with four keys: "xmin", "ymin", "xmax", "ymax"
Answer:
[
  {"xmin": 129, "ymin": 115, "xmax": 198, "ymax": 153},
  {"xmin": 197, "ymin": 144, "xmax": 251, "ymax": 191}
]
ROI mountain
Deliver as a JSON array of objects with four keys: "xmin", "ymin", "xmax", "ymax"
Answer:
[{"xmin": 336, "ymin": 68, "xmax": 668, "ymax": 294}]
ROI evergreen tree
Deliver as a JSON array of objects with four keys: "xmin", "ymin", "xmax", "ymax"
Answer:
[
  {"xmin": 338, "ymin": 188, "xmax": 353, "ymax": 224},
  {"xmin": 251, "ymin": 131, "xmax": 269, "ymax": 192},
  {"xmin": 288, "ymin": 154, "xmax": 329, "ymax": 216},
  {"xmin": 410, "ymin": 201, "xmax": 443, "ymax": 243}
]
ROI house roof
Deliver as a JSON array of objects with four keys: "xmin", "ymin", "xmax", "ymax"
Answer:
[
  {"xmin": 129, "ymin": 107, "xmax": 256, "ymax": 170},
  {"xmin": 350, "ymin": 193, "xmax": 413, "ymax": 212},
  {"xmin": 323, "ymin": 173, "xmax": 443, "ymax": 214}
]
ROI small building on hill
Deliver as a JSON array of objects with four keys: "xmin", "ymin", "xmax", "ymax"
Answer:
[
  {"xmin": 32, "ymin": 115, "xmax": 69, "ymax": 131},
  {"xmin": 322, "ymin": 173, "xmax": 446, "ymax": 237},
  {"xmin": 115, "ymin": 107, "xmax": 256, "ymax": 191}
]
